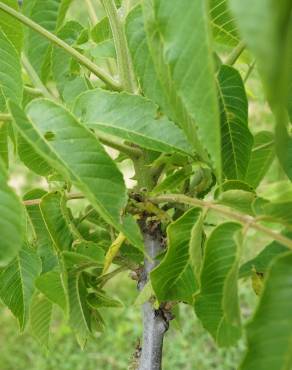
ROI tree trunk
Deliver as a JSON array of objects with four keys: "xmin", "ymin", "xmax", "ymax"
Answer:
[{"xmin": 138, "ymin": 224, "xmax": 169, "ymax": 370}]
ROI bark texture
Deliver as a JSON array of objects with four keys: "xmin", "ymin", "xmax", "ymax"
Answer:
[{"xmin": 138, "ymin": 224, "xmax": 169, "ymax": 370}]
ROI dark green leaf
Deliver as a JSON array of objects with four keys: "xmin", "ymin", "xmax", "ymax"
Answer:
[
  {"xmin": 151, "ymin": 208, "xmax": 202, "ymax": 303},
  {"xmin": 240, "ymin": 252, "xmax": 292, "ymax": 370},
  {"xmin": 218, "ymin": 65, "xmax": 253, "ymax": 180},
  {"xmin": 195, "ymin": 222, "xmax": 242, "ymax": 347}
]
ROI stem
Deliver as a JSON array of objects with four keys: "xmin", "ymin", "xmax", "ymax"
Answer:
[
  {"xmin": 149, "ymin": 194, "xmax": 292, "ymax": 249},
  {"xmin": 3, "ymin": 113, "xmax": 141, "ymax": 159},
  {"xmin": 225, "ymin": 41, "xmax": 245, "ymax": 66},
  {"xmin": 0, "ymin": 113, "xmax": 10, "ymax": 122},
  {"xmin": 244, "ymin": 60, "xmax": 256, "ymax": 83},
  {"xmin": 138, "ymin": 227, "xmax": 169, "ymax": 370},
  {"xmin": 22, "ymin": 54, "xmax": 54, "ymax": 100},
  {"xmin": 85, "ymin": 0, "xmax": 98, "ymax": 25},
  {"xmin": 100, "ymin": 0, "xmax": 136, "ymax": 92},
  {"xmin": 96, "ymin": 130, "xmax": 142, "ymax": 159},
  {"xmin": 24, "ymin": 85, "xmax": 42, "ymax": 96},
  {"xmin": 23, "ymin": 192, "xmax": 84, "ymax": 206},
  {"xmin": 0, "ymin": 1, "xmax": 121, "ymax": 91}
]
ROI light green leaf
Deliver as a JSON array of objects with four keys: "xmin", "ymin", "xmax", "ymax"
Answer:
[
  {"xmin": 152, "ymin": 168, "xmax": 191, "ymax": 194},
  {"xmin": 240, "ymin": 252, "xmax": 292, "ymax": 370},
  {"xmin": 254, "ymin": 199, "xmax": 292, "ymax": 227},
  {"xmin": 87, "ymin": 291, "xmax": 123, "ymax": 309},
  {"xmin": 0, "ymin": 121, "xmax": 8, "ymax": 167},
  {"xmin": 52, "ymin": 21, "xmax": 85, "ymax": 97},
  {"xmin": 0, "ymin": 0, "xmax": 23, "ymax": 52},
  {"xmin": 195, "ymin": 222, "xmax": 242, "ymax": 347},
  {"xmin": 25, "ymin": 0, "xmax": 73, "ymax": 80},
  {"xmin": 8, "ymin": 100, "xmax": 144, "ymax": 251},
  {"xmin": 245, "ymin": 131, "xmax": 275, "ymax": 188},
  {"xmin": 218, "ymin": 65, "xmax": 253, "ymax": 180},
  {"xmin": 217, "ymin": 189, "xmax": 256, "ymax": 215},
  {"xmin": 30, "ymin": 293, "xmax": 52, "ymax": 348},
  {"xmin": 0, "ymin": 246, "xmax": 42, "ymax": 330},
  {"xmin": 74, "ymin": 89, "xmax": 192, "ymax": 155},
  {"xmin": 258, "ymin": 180, "xmax": 292, "ymax": 203},
  {"xmin": 40, "ymin": 191, "xmax": 75, "ymax": 251},
  {"xmin": 151, "ymin": 208, "xmax": 202, "ymax": 303},
  {"xmin": 0, "ymin": 28, "xmax": 23, "ymax": 107},
  {"xmin": 18, "ymin": 135, "xmax": 53, "ymax": 176},
  {"xmin": 239, "ymin": 237, "xmax": 291, "ymax": 278},
  {"xmin": 230, "ymin": 0, "xmax": 292, "ymax": 107},
  {"xmin": 142, "ymin": 0, "xmax": 221, "ymax": 176},
  {"xmin": 209, "ymin": 0, "xmax": 239, "ymax": 46},
  {"xmin": 35, "ymin": 270, "xmax": 67, "ymax": 310},
  {"xmin": 24, "ymin": 189, "xmax": 57, "ymax": 273},
  {"xmin": 91, "ymin": 16, "xmax": 112, "ymax": 44},
  {"xmin": 0, "ymin": 160, "xmax": 24, "ymax": 266},
  {"xmin": 63, "ymin": 266, "xmax": 91, "ymax": 339}
]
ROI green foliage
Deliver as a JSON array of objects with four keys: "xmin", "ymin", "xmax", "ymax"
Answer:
[
  {"xmin": 195, "ymin": 223, "xmax": 242, "ymax": 347},
  {"xmin": 0, "ymin": 0, "xmax": 291, "ymax": 368}
]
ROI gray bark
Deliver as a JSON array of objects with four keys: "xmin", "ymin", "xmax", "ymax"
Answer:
[{"xmin": 138, "ymin": 229, "xmax": 169, "ymax": 370}]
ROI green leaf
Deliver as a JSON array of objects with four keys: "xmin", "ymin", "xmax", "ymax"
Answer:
[
  {"xmin": 87, "ymin": 291, "xmax": 123, "ymax": 309},
  {"xmin": 35, "ymin": 270, "xmax": 67, "ymax": 310},
  {"xmin": 0, "ymin": 28, "xmax": 23, "ymax": 107},
  {"xmin": 239, "ymin": 237, "xmax": 290, "ymax": 278},
  {"xmin": 40, "ymin": 191, "xmax": 75, "ymax": 251},
  {"xmin": 258, "ymin": 180, "xmax": 292, "ymax": 203},
  {"xmin": 151, "ymin": 208, "xmax": 202, "ymax": 303},
  {"xmin": 0, "ymin": 0, "xmax": 23, "ymax": 52},
  {"xmin": 0, "ymin": 160, "xmax": 24, "ymax": 266},
  {"xmin": 0, "ymin": 121, "xmax": 8, "ymax": 167},
  {"xmin": 217, "ymin": 189, "xmax": 256, "ymax": 215},
  {"xmin": 209, "ymin": 0, "xmax": 239, "ymax": 46},
  {"xmin": 275, "ymin": 122, "xmax": 292, "ymax": 181},
  {"xmin": 30, "ymin": 293, "xmax": 52, "ymax": 348},
  {"xmin": 52, "ymin": 21, "xmax": 85, "ymax": 97},
  {"xmin": 18, "ymin": 135, "xmax": 53, "ymax": 176},
  {"xmin": 74, "ymin": 89, "xmax": 192, "ymax": 155},
  {"xmin": 64, "ymin": 267, "xmax": 91, "ymax": 340},
  {"xmin": 0, "ymin": 246, "xmax": 42, "ymax": 330},
  {"xmin": 91, "ymin": 16, "xmax": 112, "ymax": 44},
  {"xmin": 240, "ymin": 252, "xmax": 292, "ymax": 370},
  {"xmin": 142, "ymin": 0, "xmax": 221, "ymax": 176},
  {"xmin": 245, "ymin": 131, "xmax": 275, "ymax": 188},
  {"xmin": 25, "ymin": 0, "xmax": 73, "ymax": 80},
  {"xmin": 194, "ymin": 222, "xmax": 242, "ymax": 347},
  {"xmin": 230, "ymin": 0, "xmax": 292, "ymax": 107},
  {"xmin": 8, "ymin": 100, "xmax": 144, "ymax": 251},
  {"xmin": 23, "ymin": 189, "xmax": 57, "ymax": 273},
  {"xmin": 218, "ymin": 65, "xmax": 253, "ymax": 180},
  {"xmin": 254, "ymin": 199, "xmax": 292, "ymax": 227},
  {"xmin": 152, "ymin": 168, "xmax": 191, "ymax": 194}
]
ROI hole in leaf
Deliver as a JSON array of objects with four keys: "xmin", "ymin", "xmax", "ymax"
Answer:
[{"xmin": 44, "ymin": 131, "xmax": 55, "ymax": 141}]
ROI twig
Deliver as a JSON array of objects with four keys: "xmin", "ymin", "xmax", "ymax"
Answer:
[
  {"xmin": 22, "ymin": 54, "xmax": 55, "ymax": 100},
  {"xmin": 100, "ymin": 0, "xmax": 136, "ymax": 92},
  {"xmin": 0, "ymin": 1, "xmax": 121, "ymax": 91},
  {"xmin": 85, "ymin": 0, "xmax": 98, "ymax": 25},
  {"xmin": 225, "ymin": 41, "xmax": 245, "ymax": 66},
  {"xmin": 149, "ymin": 194, "xmax": 292, "ymax": 249},
  {"xmin": 23, "ymin": 192, "xmax": 84, "ymax": 206}
]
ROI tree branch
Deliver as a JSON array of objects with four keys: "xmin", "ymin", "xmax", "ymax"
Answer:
[
  {"xmin": 138, "ymin": 225, "xmax": 169, "ymax": 370},
  {"xmin": 225, "ymin": 41, "xmax": 245, "ymax": 66},
  {"xmin": 23, "ymin": 192, "xmax": 84, "ymax": 206},
  {"xmin": 149, "ymin": 194, "xmax": 292, "ymax": 249},
  {"xmin": 0, "ymin": 1, "xmax": 121, "ymax": 91},
  {"xmin": 100, "ymin": 0, "xmax": 137, "ymax": 92},
  {"xmin": 22, "ymin": 54, "xmax": 55, "ymax": 100}
]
